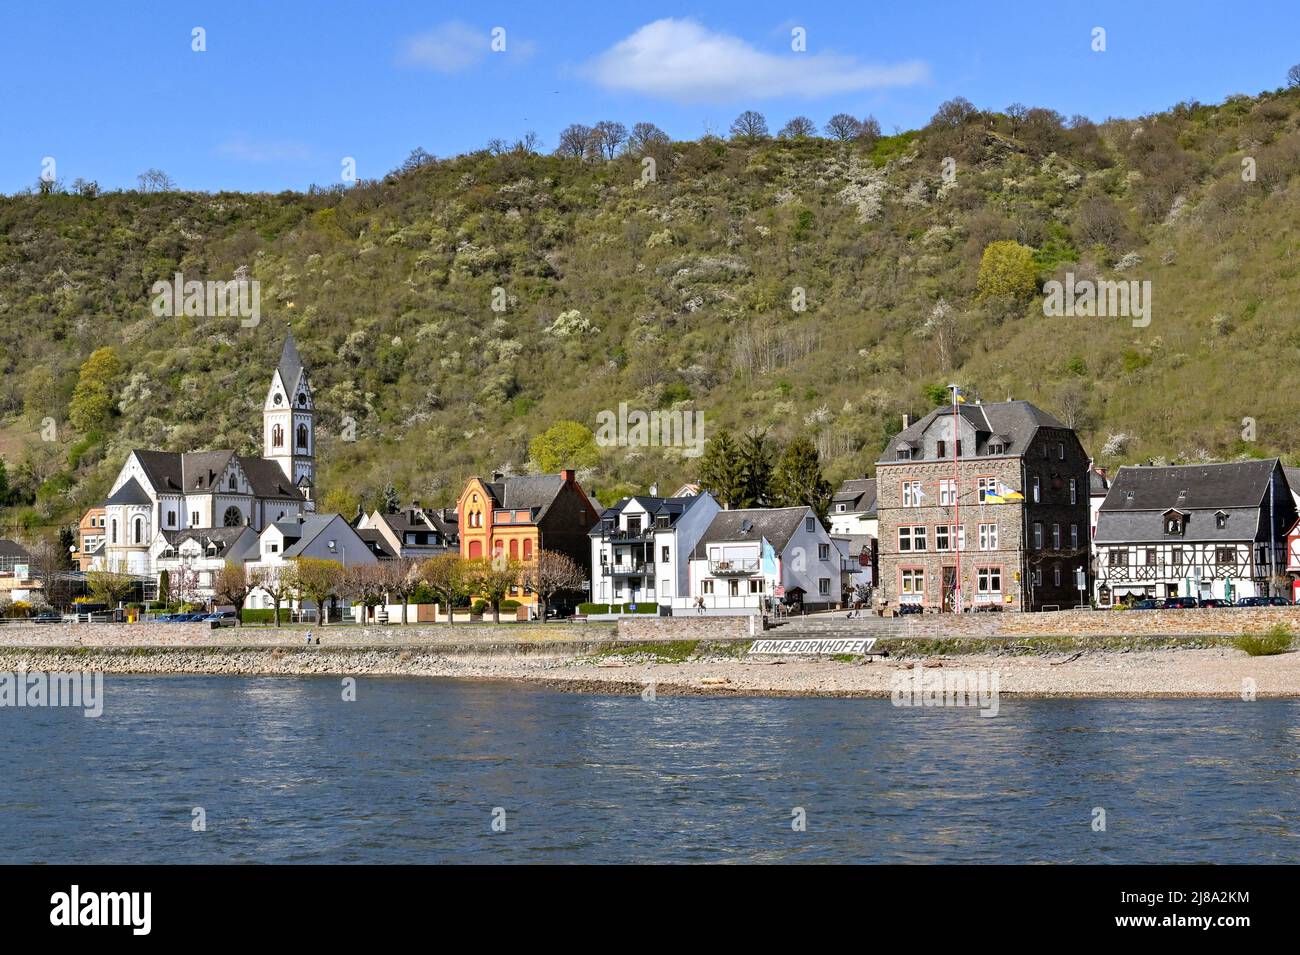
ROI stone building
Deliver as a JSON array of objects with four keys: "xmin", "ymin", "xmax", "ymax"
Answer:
[{"xmin": 876, "ymin": 399, "xmax": 1091, "ymax": 612}]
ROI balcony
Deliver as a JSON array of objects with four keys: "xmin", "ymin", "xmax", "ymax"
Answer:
[
  {"xmin": 601, "ymin": 562, "xmax": 651, "ymax": 577},
  {"xmin": 709, "ymin": 558, "xmax": 760, "ymax": 576},
  {"xmin": 601, "ymin": 527, "xmax": 656, "ymax": 542}
]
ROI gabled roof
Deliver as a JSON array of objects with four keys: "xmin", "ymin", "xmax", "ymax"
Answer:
[
  {"xmin": 691, "ymin": 507, "xmax": 812, "ymax": 557},
  {"xmin": 1100, "ymin": 460, "xmax": 1279, "ymax": 513},
  {"xmin": 476, "ymin": 474, "xmax": 570, "ymax": 521},
  {"xmin": 158, "ymin": 525, "xmax": 255, "ymax": 558},
  {"xmin": 356, "ymin": 528, "xmax": 398, "ymax": 559},
  {"xmin": 127, "ymin": 450, "xmax": 302, "ymax": 502},
  {"xmin": 106, "ymin": 477, "xmax": 153, "ymax": 506},
  {"xmin": 276, "ymin": 513, "xmax": 344, "ymax": 558},
  {"xmin": 832, "ymin": 478, "xmax": 877, "ymax": 513},
  {"xmin": 0, "ymin": 539, "xmax": 30, "ymax": 560},
  {"xmin": 1094, "ymin": 459, "xmax": 1289, "ymax": 544},
  {"xmin": 237, "ymin": 457, "xmax": 303, "ymax": 501},
  {"xmin": 878, "ymin": 400, "xmax": 1067, "ymax": 465},
  {"xmin": 589, "ymin": 494, "xmax": 704, "ymax": 536}
]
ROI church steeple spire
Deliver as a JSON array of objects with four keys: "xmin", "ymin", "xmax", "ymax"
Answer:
[{"xmin": 263, "ymin": 327, "xmax": 316, "ymax": 510}]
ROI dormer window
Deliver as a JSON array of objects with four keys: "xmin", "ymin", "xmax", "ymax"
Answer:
[
  {"xmin": 1164, "ymin": 512, "xmax": 1185, "ymax": 535},
  {"xmin": 897, "ymin": 448, "xmax": 912, "ymax": 461},
  {"xmin": 936, "ymin": 440, "xmax": 946, "ymax": 458},
  {"xmin": 1215, "ymin": 511, "xmax": 1229, "ymax": 529}
]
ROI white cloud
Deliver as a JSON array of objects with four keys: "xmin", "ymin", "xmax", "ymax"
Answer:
[
  {"xmin": 216, "ymin": 135, "xmax": 310, "ymax": 163},
  {"xmin": 398, "ymin": 21, "xmax": 534, "ymax": 73},
  {"xmin": 584, "ymin": 18, "xmax": 929, "ymax": 103}
]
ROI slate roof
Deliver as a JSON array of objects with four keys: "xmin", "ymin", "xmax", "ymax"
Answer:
[
  {"xmin": 589, "ymin": 495, "xmax": 704, "ymax": 536},
  {"xmin": 278, "ymin": 328, "xmax": 305, "ymax": 392},
  {"xmin": 356, "ymin": 528, "xmax": 398, "ymax": 559},
  {"xmin": 691, "ymin": 507, "xmax": 811, "ymax": 557},
  {"xmin": 127, "ymin": 450, "xmax": 303, "ymax": 501},
  {"xmin": 1089, "ymin": 467, "xmax": 1111, "ymax": 496},
  {"xmin": 877, "ymin": 400, "xmax": 1067, "ymax": 465},
  {"xmin": 0, "ymin": 539, "xmax": 31, "ymax": 560},
  {"xmin": 277, "ymin": 513, "xmax": 343, "ymax": 558},
  {"xmin": 105, "ymin": 477, "xmax": 153, "ymax": 506},
  {"xmin": 237, "ymin": 457, "xmax": 302, "ymax": 500},
  {"xmin": 158, "ymin": 526, "xmax": 256, "ymax": 558},
  {"xmin": 832, "ymin": 478, "xmax": 877, "ymax": 514},
  {"xmin": 1095, "ymin": 459, "xmax": 1286, "ymax": 544},
  {"xmin": 480, "ymin": 474, "xmax": 569, "ymax": 521}
]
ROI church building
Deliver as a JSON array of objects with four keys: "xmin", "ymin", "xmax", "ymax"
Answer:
[{"xmin": 98, "ymin": 330, "xmax": 317, "ymax": 576}]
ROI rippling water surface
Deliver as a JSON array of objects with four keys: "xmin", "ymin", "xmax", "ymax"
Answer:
[{"xmin": 2, "ymin": 675, "xmax": 1297, "ymax": 863}]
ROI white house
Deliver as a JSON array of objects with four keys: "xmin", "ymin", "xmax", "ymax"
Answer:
[
  {"xmin": 244, "ymin": 513, "xmax": 378, "ymax": 618},
  {"xmin": 151, "ymin": 526, "xmax": 259, "ymax": 602},
  {"xmin": 687, "ymin": 506, "xmax": 843, "ymax": 614},
  {"xmin": 589, "ymin": 492, "xmax": 721, "ymax": 611},
  {"xmin": 829, "ymin": 478, "xmax": 877, "ymax": 537}
]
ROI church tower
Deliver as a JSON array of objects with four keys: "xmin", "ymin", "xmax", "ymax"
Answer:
[{"xmin": 264, "ymin": 329, "xmax": 316, "ymax": 510}]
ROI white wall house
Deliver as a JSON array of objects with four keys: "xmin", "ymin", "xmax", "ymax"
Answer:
[
  {"xmin": 589, "ymin": 492, "xmax": 721, "ymax": 610},
  {"xmin": 829, "ymin": 478, "xmax": 877, "ymax": 538},
  {"xmin": 151, "ymin": 526, "xmax": 259, "ymax": 603},
  {"xmin": 244, "ymin": 513, "xmax": 377, "ymax": 618},
  {"xmin": 687, "ymin": 506, "xmax": 843, "ymax": 614}
]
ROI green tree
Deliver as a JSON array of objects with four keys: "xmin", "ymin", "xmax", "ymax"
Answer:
[
  {"xmin": 771, "ymin": 436, "xmax": 833, "ymax": 521},
  {"xmin": 736, "ymin": 430, "xmax": 773, "ymax": 508},
  {"xmin": 380, "ymin": 482, "xmax": 400, "ymax": 513},
  {"xmin": 976, "ymin": 240, "xmax": 1038, "ymax": 300},
  {"xmin": 468, "ymin": 556, "xmax": 522, "ymax": 623},
  {"xmin": 529, "ymin": 420, "xmax": 599, "ymax": 473},
  {"xmin": 0, "ymin": 457, "xmax": 10, "ymax": 507},
  {"xmin": 68, "ymin": 347, "xmax": 123, "ymax": 433},
  {"xmin": 419, "ymin": 554, "xmax": 474, "ymax": 625},
  {"xmin": 293, "ymin": 557, "xmax": 344, "ymax": 626},
  {"xmin": 697, "ymin": 429, "xmax": 742, "ymax": 508}
]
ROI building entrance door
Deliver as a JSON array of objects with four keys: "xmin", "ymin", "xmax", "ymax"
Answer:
[{"xmin": 941, "ymin": 566, "xmax": 957, "ymax": 613}]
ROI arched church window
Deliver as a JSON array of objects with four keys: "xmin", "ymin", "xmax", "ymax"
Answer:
[
  {"xmin": 272, "ymin": 424, "xmax": 284, "ymax": 449},
  {"xmin": 133, "ymin": 518, "xmax": 144, "ymax": 545},
  {"xmin": 223, "ymin": 506, "xmax": 243, "ymax": 528},
  {"xmin": 297, "ymin": 424, "xmax": 308, "ymax": 451},
  {"xmin": 229, "ymin": 474, "xmax": 238, "ymax": 491}
]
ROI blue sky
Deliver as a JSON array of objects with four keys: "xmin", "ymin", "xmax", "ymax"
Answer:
[{"xmin": 2, "ymin": 0, "xmax": 1296, "ymax": 194}]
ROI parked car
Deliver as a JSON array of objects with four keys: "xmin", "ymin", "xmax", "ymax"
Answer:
[
  {"xmin": 201, "ymin": 611, "xmax": 237, "ymax": 628},
  {"xmin": 171, "ymin": 612, "xmax": 205, "ymax": 622},
  {"xmin": 1130, "ymin": 599, "xmax": 1163, "ymax": 610},
  {"xmin": 32, "ymin": 610, "xmax": 62, "ymax": 624},
  {"xmin": 1263, "ymin": 596, "xmax": 1293, "ymax": 606},
  {"xmin": 1197, "ymin": 598, "xmax": 1232, "ymax": 608},
  {"xmin": 1161, "ymin": 596, "xmax": 1198, "ymax": 609},
  {"xmin": 1235, "ymin": 596, "xmax": 1270, "ymax": 607}
]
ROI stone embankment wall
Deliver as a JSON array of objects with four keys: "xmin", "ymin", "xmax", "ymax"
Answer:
[
  {"xmin": 0, "ymin": 622, "xmax": 609, "ymax": 648},
  {"xmin": 994, "ymin": 608, "xmax": 1300, "ymax": 637},
  {"xmin": 616, "ymin": 616, "xmax": 755, "ymax": 641}
]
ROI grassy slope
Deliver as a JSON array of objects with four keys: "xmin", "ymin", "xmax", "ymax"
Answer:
[{"xmin": 3, "ymin": 88, "xmax": 1300, "ymax": 535}]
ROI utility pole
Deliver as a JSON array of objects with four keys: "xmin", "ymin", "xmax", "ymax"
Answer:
[{"xmin": 949, "ymin": 383, "xmax": 962, "ymax": 615}]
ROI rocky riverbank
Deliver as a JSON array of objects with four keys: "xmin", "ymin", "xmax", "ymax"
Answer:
[{"xmin": 2, "ymin": 642, "xmax": 1297, "ymax": 698}]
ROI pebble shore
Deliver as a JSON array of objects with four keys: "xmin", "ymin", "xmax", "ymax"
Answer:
[{"xmin": 2, "ymin": 643, "xmax": 1297, "ymax": 698}]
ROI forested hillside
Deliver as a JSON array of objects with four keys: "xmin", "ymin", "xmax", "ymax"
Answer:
[{"xmin": 4, "ymin": 85, "xmax": 1300, "ymax": 534}]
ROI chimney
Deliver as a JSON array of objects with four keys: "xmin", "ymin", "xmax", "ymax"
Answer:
[
  {"xmin": 491, "ymin": 470, "xmax": 504, "ymax": 482},
  {"xmin": 902, "ymin": 414, "xmax": 910, "ymax": 430},
  {"xmin": 410, "ymin": 499, "xmax": 421, "ymax": 522},
  {"xmin": 560, "ymin": 469, "xmax": 574, "ymax": 483}
]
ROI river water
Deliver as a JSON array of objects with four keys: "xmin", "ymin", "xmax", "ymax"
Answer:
[{"xmin": 2, "ymin": 675, "xmax": 1297, "ymax": 863}]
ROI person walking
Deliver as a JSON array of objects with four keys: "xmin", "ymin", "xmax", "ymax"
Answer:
[{"xmin": 305, "ymin": 628, "xmax": 313, "ymax": 646}]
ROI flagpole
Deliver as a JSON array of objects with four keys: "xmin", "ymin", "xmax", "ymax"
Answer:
[{"xmin": 949, "ymin": 383, "xmax": 961, "ymax": 615}]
